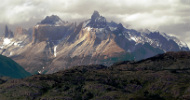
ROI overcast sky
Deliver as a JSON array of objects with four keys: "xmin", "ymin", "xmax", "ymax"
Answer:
[{"xmin": 0, "ymin": 0, "xmax": 190, "ymax": 47}]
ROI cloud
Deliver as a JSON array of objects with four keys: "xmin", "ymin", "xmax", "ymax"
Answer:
[
  {"xmin": 0, "ymin": 0, "xmax": 189, "ymax": 47},
  {"xmin": 1, "ymin": 0, "xmax": 189, "ymax": 24}
]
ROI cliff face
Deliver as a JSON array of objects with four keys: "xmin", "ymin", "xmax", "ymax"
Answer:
[{"xmin": 32, "ymin": 24, "xmax": 75, "ymax": 43}]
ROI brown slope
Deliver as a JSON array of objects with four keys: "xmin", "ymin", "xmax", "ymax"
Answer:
[{"xmin": 45, "ymin": 26, "xmax": 125, "ymax": 73}]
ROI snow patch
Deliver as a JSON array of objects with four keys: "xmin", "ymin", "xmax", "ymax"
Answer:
[
  {"xmin": 87, "ymin": 27, "xmax": 91, "ymax": 31},
  {"xmin": 10, "ymin": 52, "xmax": 13, "ymax": 56},
  {"xmin": 35, "ymin": 25, "xmax": 39, "ymax": 28},
  {"xmin": 14, "ymin": 42, "xmax": 18, "ymax": 46},
  {"xmin": 172, "ymin": 38, "xmax": 188, "ymax": 49},
  {"xmin": 98, "ymin": 28, "xmax": 104, "ymax": 32},
  {"xmin": 13, "ymin": 41, "xmax": 22, "ymax": 46},
  {"xmin": 131, "ymin": 37, "xmax": 137, "ymax": 42},
  {"xmin": 109, "ymin": 27, "xmax": 117, "ymax": 31},
  {"xmin": 3, "ymin": 38, "xmax": 12, "ymax": 45},
  {"xmin": 84, "ymin": 27, "xmax": 94, "ymax": 31},
  {"xmin": 54, "ymin": 46, "xmax": 57, "ymax": 57},
  {"xmin": 38, "ymin": 71, "xmax": 42, "ymax": 74}
]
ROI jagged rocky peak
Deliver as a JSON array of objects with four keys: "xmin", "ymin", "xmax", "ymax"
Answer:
[
  {"xmin": 4, "ymin": 25, "xmax": 14, "ymax": 38},
  {"xmin": 117, "ymin": 23, "xmax": 124, "ymax": 31},
  {"xmin": 91, "ymin": 11, "xmax": 100, "ymax": 20},
  {"xmin": 87, "ymin": 11, "xmax": 107, "ymax": 28},
  {"xmin": 39, "ymin": 15, "xmax": 65, "ymax": 25},
  {"xmin": 112, "ymin": 23, "xmax": 125, "ymax": 34}
]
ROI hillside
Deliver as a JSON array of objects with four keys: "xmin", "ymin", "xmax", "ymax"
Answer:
[
  {"xmin": 0, "ymin": 54, "xmax": 31, "ymax": 78},
  {"xmin": 0, "ymin": 51, "xmax": 190, "ymax": 99}
]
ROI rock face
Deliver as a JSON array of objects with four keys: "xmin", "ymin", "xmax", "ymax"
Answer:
[
  {"xmin": 0, "ymin": 11, "xmax": 189, "ymax": 74},
  {"xmin": 32, "ymin": 24, "xmax": 75, "ymax": 43}
]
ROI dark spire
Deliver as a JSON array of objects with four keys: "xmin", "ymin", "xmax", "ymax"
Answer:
[
  {"xmin": 5, "ymin": 25, "xmax": 9, "ymax": 37},
  {"xmin": 4, "ymin": 25, "xmax": 14, "ymax": 38}
]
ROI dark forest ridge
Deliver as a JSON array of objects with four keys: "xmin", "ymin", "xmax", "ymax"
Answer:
[{"xmin": 0, "ymin": 51, "xmax": 190, "ymax": 99}]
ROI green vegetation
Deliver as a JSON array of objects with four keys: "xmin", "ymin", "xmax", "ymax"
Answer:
[
  {"xmin": 0, "ymin": 55, "xmax": 31, "ymax": 78},
  {"xmin": 0, "ymin": 51, "xmax": 190, "ymax": 100}
]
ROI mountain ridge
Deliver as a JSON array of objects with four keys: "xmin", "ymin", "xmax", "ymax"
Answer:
[{"xmin": 0, "ymin": 11, "xmax": 189, "ymax": 74}]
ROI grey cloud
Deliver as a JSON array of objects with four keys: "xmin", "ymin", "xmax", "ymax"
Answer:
[
  {"xmin": 0, "ymin": 0, "xmax": 189, "ymax": 47},
  {"xmin": 159, "ymin": 23, "xmax": 190, "ymax": 47}
]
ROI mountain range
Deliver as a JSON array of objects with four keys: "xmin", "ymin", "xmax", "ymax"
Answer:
[
  {"xmin": 0, "ymin": 51, "xmax": 190, "ymax": 99},
  {"xmin": 0, "ymin": 11, "xmax": 189, "ymax": 74}
]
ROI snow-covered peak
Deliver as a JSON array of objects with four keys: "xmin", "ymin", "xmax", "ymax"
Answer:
[
  {"xmin": 168, "ymin": 36, "xmax": 189, "ymax": 49},
  {"xmin": 116, "ymin": 27, "xmax": 189, "ymax": 51},
  {"xmin": 158, "ymin": 32, "xmax": 189, "ymax": 49}
]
